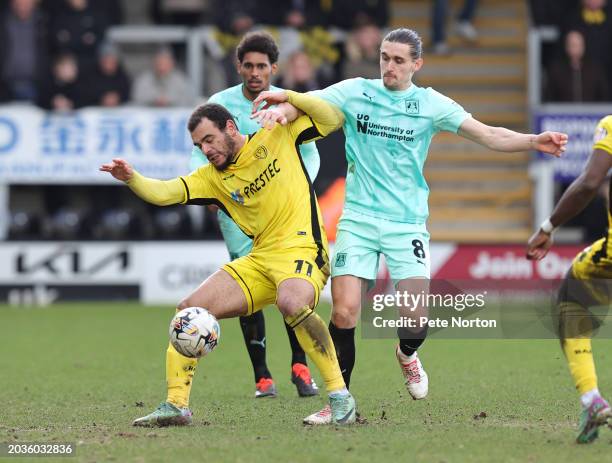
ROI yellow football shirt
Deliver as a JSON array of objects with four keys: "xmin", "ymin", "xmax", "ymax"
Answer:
[
  {"xmin": 179, "ymin": 115, "xmax": 329, "ymax": 265},
  {"xmin": 592, "ymin": 115, "xmax": 612, "ymax": 259}
]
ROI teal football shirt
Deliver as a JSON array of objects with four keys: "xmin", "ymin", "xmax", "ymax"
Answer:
[{"xmin": 312, "ymin": 78, "xmax": 470, "ymax": 224}]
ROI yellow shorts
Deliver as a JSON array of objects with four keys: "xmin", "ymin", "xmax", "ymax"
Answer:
[
  {"xmin": 571, "ymin": 237, "xmax": 612, "ymax": 280},
  {"xmin": 559, "ymin": 237, "xmax": 612, "ymax": 307},
  {"xmin": 223, "ymin": 246, "xmax": 330, "ymax": 315}
]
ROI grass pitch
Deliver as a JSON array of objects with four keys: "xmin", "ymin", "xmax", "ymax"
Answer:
[{"xmin": 2, "ymin": 302, "xmax": 612, "ymax": 463}]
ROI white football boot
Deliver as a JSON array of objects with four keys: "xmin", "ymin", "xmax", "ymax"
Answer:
[
  {"xmin": 396, "ymin": 346, "xmax": 428, "ymax": 400},
  {"xmin": 303, "ymin": 404, "xmax": 332, "ymax": 425}
]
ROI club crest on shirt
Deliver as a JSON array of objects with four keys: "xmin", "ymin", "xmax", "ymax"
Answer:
[
  {"xmin": 594, "ymin": 126, "xmax": 608, "ymax": 143},
  {"xmin": 335, "ymin": 252, "xmax": 347, "ymax": 267},
  {"xmin": 231, "ymin": 189, "xmax": 245, "ymax": 204},
  {"xmin": 254, "ymin": 145, "xmax": 268, "ymax": 160},
  {"xmin": 404, "ymin": 100, "xmax": 419, "ymax": 114}
]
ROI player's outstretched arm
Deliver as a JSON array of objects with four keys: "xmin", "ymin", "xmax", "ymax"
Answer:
[
  {"xmin": 252, "ymin": 90, "xmax": 343, "ymax": 136},
  {"xmin": 458, "ymin": 118, "xmax": 568, "ymax": 156},
  {"xmin": 285, "ymin": 90, "xmax": 344, "ymax": 136},
  {"xmin": 526, "ymin": 148, "xmax": 612, "ymax": 260},
  {"xmin": 251, "ymin": 91, "xmax": 302, "ymax": 129},
  {"xmin": 100, "ymin": 158, "xmax": 186, "ymax": 206}
]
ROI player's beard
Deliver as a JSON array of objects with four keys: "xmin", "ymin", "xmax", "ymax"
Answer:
[{"xmin": 213, "ymin": 133, "xmax": 236, "ymax": 171}]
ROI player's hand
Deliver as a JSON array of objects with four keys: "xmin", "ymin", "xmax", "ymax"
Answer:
[
  {"xmin": 251, "ymin": 90, "xmax": 289, "ymax": 113},
  {"xmin": 526, "ymin": 229, "xmax": 554, "ymax": 261},
  {"xmin": 534, "ymin": 131, "xmax": 568, "ymax": 157},
  {"xmin": 99, "ymin": 158, "xmax": 134, "ymax": 182},
  {"xmin": 251, "ymin": 108, "xmax": 288, "ymax": 130}
]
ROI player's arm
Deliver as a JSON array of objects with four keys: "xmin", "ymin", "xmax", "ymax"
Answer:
[
  {"xmin": 286, "ymin": 90, "xmax": 344, "ymax": 136},
  {"xmin": 251, "ymin": 90, "xmax": 343, "ymax": 135},
  {"xmin": 458, "ymin": 117, "xmax": 568, "ymax": 157},
  {"xmin": 526, "ymin": 148, "xmax": 612, "ymax": 260},
  {"xmin": 100, "ymin": 158, "xmax": 186, "ymax": 205}
]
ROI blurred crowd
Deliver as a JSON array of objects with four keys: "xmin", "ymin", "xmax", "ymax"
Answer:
[
  {"xmin": 530, "ymin": 0, "xmax": 612, "ymax": 102},
  {"xmin": 1, "ymin": 0, "xmax": 392, "ymax": 240},
  {"xmin": 2, "ymin": 0, "xmax": 610, "ymax": 241},
  {"xmin": 0, "ymin": 0, "xmax": 392, "ymax": 110}
]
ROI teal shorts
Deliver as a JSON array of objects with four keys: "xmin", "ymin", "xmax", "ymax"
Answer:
[
  {"xmin": 331, "ymin": 208, "xmax": 430, "ymax": 281},
  {"xmin": 218, "ymin": 152, "xmax": 320, "ymax": 261}
]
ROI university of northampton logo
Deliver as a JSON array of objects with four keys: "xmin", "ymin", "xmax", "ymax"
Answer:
[
  {"xmin": 405, "ymin": 100, "xmax": 419, "ymax": 114},
  {"xmin": 231, "ymin": 189, "xmax": 245, "ymax": 204},
  {"xmin": 254, "ymin": 145, "xmax": 268, "ymax": 159}
]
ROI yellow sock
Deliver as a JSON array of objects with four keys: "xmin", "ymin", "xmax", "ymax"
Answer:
[
  {"xmin": 285, "ymin": 306, "xmax": 345, "ymax": 393},
  {"xmin": 559, "ymin": 302, "xmax": 598, "ymax": 395},
  {"xmin": 562, "ymin": 338, "xmax": 597, "ymax": 395},
  {"xmin": 166, "ymin": 343, "xmax": 198, "ymax": 408}
]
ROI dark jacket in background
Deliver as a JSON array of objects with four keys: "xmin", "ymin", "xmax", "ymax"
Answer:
[
  {"xmin": 0, "ymin": 4, "xmax": 49, "ymax": 102},
  {"xmin": 545, "ymin": 58, "xmax": 610, "ymax": 102},
  {"xmin": 87, "ymin": 63, "xmax": 131, "ymax": 106}
]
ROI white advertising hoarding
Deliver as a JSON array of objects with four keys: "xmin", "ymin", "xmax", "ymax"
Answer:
[{"xmin": 0, "ymin": 106, "xmax": 193, "ymax": 183}]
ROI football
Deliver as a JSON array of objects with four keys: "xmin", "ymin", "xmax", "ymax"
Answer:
[{"xmin": 169, "ymin": 307, "xmax": 220, "ymax": 358}]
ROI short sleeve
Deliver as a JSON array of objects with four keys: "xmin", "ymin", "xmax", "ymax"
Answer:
[
  {"xmin": 287, "ymin": 115, "xmax": 322, "ymax": 145},
  {"xmin": 207, "ymin": 92, "xmax": 221, "ymax": 104},
  {"xmin": 309, "ymin": 79, "xmax": 357, "ymax": 109},
  {"xmin": 429, "ymin": 89, "xmax": 471, "ymax": 133},
  {"xmin": 593, "ymin": 116, "xmax": 612, "ymax": 155}
]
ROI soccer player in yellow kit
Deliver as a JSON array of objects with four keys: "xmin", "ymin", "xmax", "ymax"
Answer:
[
  {"xmin": 100, "ymin": 91, "xmax": 357, "ymax": 426},
  {"xmin": 527, "ymin": 115, "xmax": 612, "ymax": 443}
]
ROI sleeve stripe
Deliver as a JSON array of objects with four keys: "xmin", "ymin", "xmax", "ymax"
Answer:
[
  {"xmin": 594, "ymin": 143, "xmax": 612, "ymax": 156},
  {"xmin": 295, "ymin": 117, "xmax": 322, "ymax": 145},
  {"xmin": 183, "ymin": 196, "xmax": 254, "ymax": 240},
  {"xmin": 179, "ymin": 177, "xmax": 190, "ymax": 203}
]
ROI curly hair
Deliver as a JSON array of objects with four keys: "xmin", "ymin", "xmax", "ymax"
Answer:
[{"xmin": 236, "ymin": 31, "xmax": 279, "ymax": 64}]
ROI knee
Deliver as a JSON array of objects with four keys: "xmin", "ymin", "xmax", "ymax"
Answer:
[
  {"xmin": 331, "ymin": 300, "xmax": 359, "ymax": 328},
  {"xmin": 276, "ymin": 294, "xmax": 302, "ymax": 318}
]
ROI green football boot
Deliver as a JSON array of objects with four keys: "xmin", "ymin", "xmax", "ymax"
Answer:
[
  {"xmin": 576, "ymin": 396, "xmax": 611, "ymax": 444},
  {"xmin": 132, "ymin": 402, "xmax": 193, "ymax": 427},
  {"xmin": 329, "ymin": 392, "xmax": 356, "ymax": 425}
]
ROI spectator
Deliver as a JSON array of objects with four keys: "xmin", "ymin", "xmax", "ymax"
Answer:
[
  {"xmin": 37, "ymin": 52, "xmax": 89, "ymax": 110},
  {"xmin": 529, "ymin": 0, "xmax": 577, "ymax": 27},
  {"xmin": 42, "ymin": 0, "xmax": 121, "ymax": 25},
  {"xmin": 563, "ymin": 0, "xmax": 612, "ymax": 87},
  {"xmin": 132, "ymin": 46, "xmax": 193, "ymax": 107},
  {"xmin": 327, "ymin": 0, "xmax": 389, "ymax": 30},
  {"xmin": 342, "ymin": 21, "xmax": 382, "ymax": 79},
  {"xmin": 546, "ymin": 30, "xmax": 609, "ymax": 102},
  {"xmin": 0, "ymin": 0, "xmax": 49, "ymax": 103},
  {"xmin": 150, "ymin": 0, "xmax": 208, "ymax": 26},
  {"xmin": 213, "ymin": 0, "xmax": 257, "ymax": 35},
  {"xmin": 276, "ymin": 50, "xmax": 321, "ymax": 92},
  {"xmin": 432, "ymin": 0, "xmax": 479, "ymax": 55},
  {"xmin": 49, "ymin": 0, "xmax": 111, "ymax": 71},
  {"xmin": 262, "ymin": 0, "xmax": 329, "ymax": 28},
  {"xmin": 88, "ymin": 42, "xmax": 130, "ymax": 107}
]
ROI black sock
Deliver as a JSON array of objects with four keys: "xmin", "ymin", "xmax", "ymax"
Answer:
[
  {"xmin": 284, "ymin": 321, "xmax": 307, "ymax": 366},
  {"xmin": 398, "ymin": 325, "xmax": 428, "ymax": 357},
  {"xmin": 239, "ymin": 311, "xmax": 271, "ymax": 382},
  {"xmin": 329, "ymin": 321, "xmax": 355, "ymax": 389}
]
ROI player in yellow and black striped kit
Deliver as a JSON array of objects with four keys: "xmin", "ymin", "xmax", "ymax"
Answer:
[
  {"xmin": 100, "ymin": 90, "xmax": 357, "ymax": 426},
  {"xmin": 527, "ymin": 115, "xmax": 612, "ymax": 443}
]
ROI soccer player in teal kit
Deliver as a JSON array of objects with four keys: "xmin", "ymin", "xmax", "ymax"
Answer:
[
  {"xmin": 190, "ymin": 31, "xmax": 319, "ymax": 398},
  {"xmin": 252, "ymin": 28, "xmax": 568, "ymax": 424}
]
